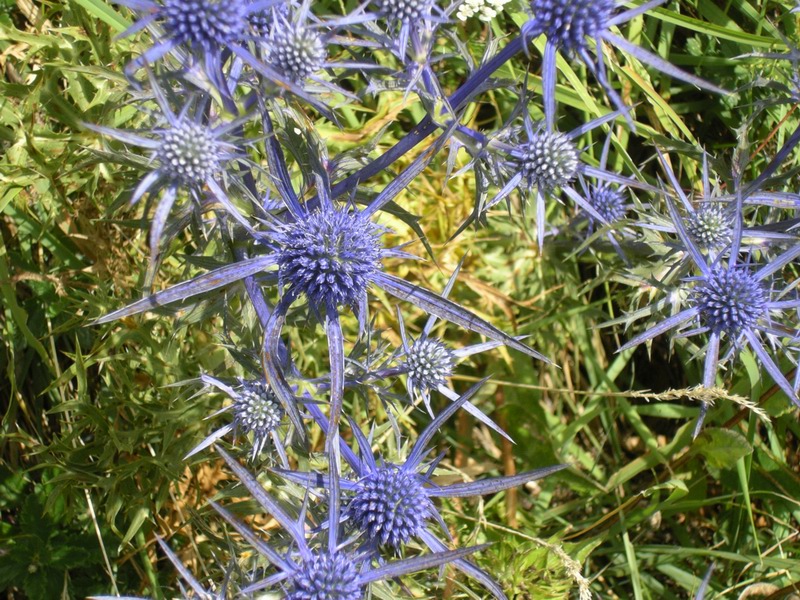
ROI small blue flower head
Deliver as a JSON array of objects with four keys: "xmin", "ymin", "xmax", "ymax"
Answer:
[
  {"xmin": 587, "ymin": 183, "xmax": 627, "ymax": 224},
  {"xmin": 375, "ymin": 0, "xmax": 433, "ymax": 21},
  {"xmin": 155, "ymin": 117, "xmax": 223, "ymax": 185},
  {"xmin": 185, "ymin": 375, "xmax": 288, "ymax": 463},
  {"xmin": 517, "ymin": 129, "xmax": 580, "ymax": 192},
  {"xmin": 83, "ymin": 80, "xmax": 252, "ymax": 269},
  {"xmin": 693, "ymin": 266, "xmax": 766, "ymax": 337},
  {"xmin": 527, "ymin": 0, "xmax": 615, "ymax": 55},
  {"xmin": 404, "ymin": 338, "xmax": 456, "ymax": 396},
  {"xmin": 347, "ymin": 464, "xmax": 435, "ymax": 547},
  {"xmin": 684, "ymin": 203, "xmax": 733, "ymax": 250},
  {"xmin": 275, "ymin": 208, "xmax": 383, "ymax": 310},
  {"xmin": 288, "ymin": 552, "xmax": 363, "ymax": 600},
  {"xmin": 233, "ymin": 378, "xmax": 284, "ymax": 447},
  {"xmin": 265, "ymin": 12, "xmax": 328, "ymax": 82}
]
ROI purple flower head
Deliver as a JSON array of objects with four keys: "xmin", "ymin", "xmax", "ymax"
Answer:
[
  {"xmin": 186, "ymin": 375, "xmax": 288, "ymax": 464},
  {"xmin": 517, "ymin": 130, "xmax": 580, "ymax": 192},
  {"xmin": 265, "ymin": 13, "xmax": 327, "ymax": 82},
  {"xmin": 528, "ymin": 0, "xmax": 615, "ymax": 55},
  {"xmin": 274, "ymin": 208, "xmax": 383, "ymax": 310},
  {"xmin": 404, "ymin": 337, "xmax": 456, "ymax": 396},
  {"xmin": 375, "ymin": 0, "xmax": 433, "ymax": 21},
  {"xmin": 288, "ymin": 552, "xmax": 362, "ymax": 600},
  {"xmin": 347, "ymin": 464, "xmax": 435, "ymax": 547},
  {"xmin": 521, "ymin": 0, "xmax": 726, "ymax": 128},
  {"xmin": 693, "ymin": 266, "xmax": 767, "ymax": 337},
  {"xmin": 684, "ymin": 203, "xmax": 734, "ymax": 251},
  {"xmin": 83, "ymin": 80, "xmax": 252, "ymax": 269},
  {"xmin": 159, "ymin": 0, "xmax": 249, "ymax": 50},
  {"xmin": 587, "ymin": 183, "xmax": 627, "ymax": 225}
]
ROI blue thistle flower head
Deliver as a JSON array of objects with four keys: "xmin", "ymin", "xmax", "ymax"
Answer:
[
  {"xmin": 249, "ymin": 2, "xmax": 288, "ymax": 36},
  {"xmin": 684, "ymin": 203, "xmax": 733, "ymax": 250},
  {"xmin": 527, "ymin": 0, "xmax": 615, "ymax": 55},
  {"xmin": 404, "ymin": 337, "xmax": 456, "ymax": 396},
  {"xmin": 155, "ymin": 117, "xmax": 223, "ymax": 185},
  {"xmin": 275, "ymin": 208, "xmax": 383, "ymax": 310},
  {"xmin": 233, "ymin": 378, "xmax": 284, "ymax": 446},
  {"xmin": 347, "ymin": 464, "xmax": 435, "ymax": 547},
  {"xmin": 266, "ymin": 14, "xmax": 328, "ymax": 82},
  {"xmin": 185, "ymin": 375, "xmax": 287, "ymax": 463},
  {"xmin": 288, "ymin": 552, "xmax": 363, "ymax": 600},
  {"xmin": 518, "ymin": 130, "xmax": 580, "ymax": 192},
  {"xmin": 693, "ymin": 266, "xmax": 766, "ymax": 337},
  {"xmin": 160, "ymin": 0, "xmax": 249, "ymax": 50},
  {"xmin": 375, "ymin": 0, "xmax": 434, "ymax": 21},
  {"xmin": 523, "ymin": 0, "xmax": 725, "ymax": 128},
  {"xmin": 587, "ymin": 183, "xmax": 627, "ymax": 224}
]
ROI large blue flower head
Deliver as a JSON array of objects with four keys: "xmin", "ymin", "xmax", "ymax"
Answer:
[
  {"xmin": 527, "ymin": 0, "xmax": 615, "ymax": 55},
  {"xmin": 160, "ymin": 0, "xmax": 249, "ymax": 50},
  {"xmin": 275, "ymin": 208, "xmax": 383, "ymax": 310},
  {"xmin": 207, "ymin": 448, "xmax": 492, "ymax": 597},
  {"xmin": 693, "ymin": 266, "xmax": 767, "ymax": 337},
  {"xmin": 347, "ymin": 464, "xmax": 435, "ymax": 547},
  {"xmin": 287, "ymin": 390, "xmax": 568, "ymax": 555},
  {"xmin": 95, "ymin": 117, "xmax": 550, "ymax": 451},
  {"xmin": 288, "ymin": 552, "xmax": 363, "ymax": 600}
]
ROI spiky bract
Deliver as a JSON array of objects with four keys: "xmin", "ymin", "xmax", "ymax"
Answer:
[
  {"xmin": 348, "ymin": 465, "xmax": 434, "ymax": 547},
  {"xmin": 405, "ymin": 338, "xmax": 455, "ymax": 393},
  {"xmin": 276, "ymin": 209, "xmax": 382, "ymax": 309},
  {"xmin": 287, "ymin": 552, "xmax": 363, "ymax": 600},
  {"xmin": 685, "ymin": 204, "xmax": 732, "ymax": 250},
  {"xmin": 161, "ymin": 0, "xmax": 248, "ymax": 49},
  {"xmin": 519, "ymin": 131, "xmax": 579, "ymax": 191},
  {"xmin": 267, "ymin": 18, "xmax": 327, "ymax": 82},
  {"xmin": 694, "ymin": 266, "xmax": 767, "ymax": 336},
  {"xmin": 156, "ymin": 119, "xmax": 222, "ymax": 185},
  {"xmin": 528, "ymin": 0, "xmax": 616, "ymax": 53}
]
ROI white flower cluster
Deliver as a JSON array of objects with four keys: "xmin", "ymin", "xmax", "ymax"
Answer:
[{"xmin": 455, "ymin": 0, "xmax": 511, "ymax": 21}]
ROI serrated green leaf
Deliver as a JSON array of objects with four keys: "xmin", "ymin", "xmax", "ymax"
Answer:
[{"xmin": 691, "ymin": 428, "xmax": 753, "ymax": 469}]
